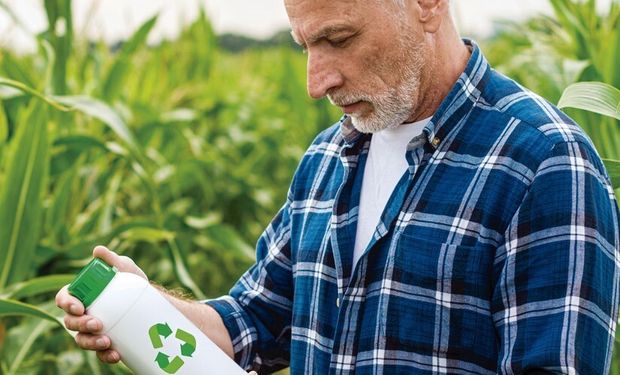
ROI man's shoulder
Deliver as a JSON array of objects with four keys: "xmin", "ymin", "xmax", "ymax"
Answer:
[
  {"xmin": 474, "ymin": 69, "xmax": 611, "ymax": 185},
  {"xmin": 481, "ymin": 69, "xmax": 594, "ymax": 148}
]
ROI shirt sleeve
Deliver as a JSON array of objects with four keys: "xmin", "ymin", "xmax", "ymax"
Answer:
[
  {"xmin": 492, "ymin": 139, "xmax": 620, "ymax": 374},
  {"xmin": 205, "ymin": 193, "xmax": 294, "ymax": 373}
]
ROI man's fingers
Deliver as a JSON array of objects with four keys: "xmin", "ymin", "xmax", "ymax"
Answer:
[
  {"xmin": 64, "ymin": 314, "xmax": 102, "ymax": 333},
  {"xmin": 75, "ymin": 333, "xmax": 111, "ymax": 351},
  {"xmin": 58, "ymin": 246, "xmax": 145, "ymax": 365},
  {"xmin": 92, "ymin": 246, "xmax": 147, "ymax": 279},
  {"xmin": 93, "ymin": 246, "xmax": 125, "ymax": 269},
  {"xmin": 55, "ymin": 285, "xmax": 84, "ymax": 315},
  {"xmin": 96, "ymin": 349, "xmax": 121, "ymax": 364}
]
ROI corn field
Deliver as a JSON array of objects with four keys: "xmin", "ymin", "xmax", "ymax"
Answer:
[{"xmin": 0, "ymin": 0, "xmax": 618, "ymax": 374}]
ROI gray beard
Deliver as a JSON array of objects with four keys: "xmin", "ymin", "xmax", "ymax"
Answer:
[{"xmin": 329, "ymin": 36, "xmax": 426, "ymax": 134}]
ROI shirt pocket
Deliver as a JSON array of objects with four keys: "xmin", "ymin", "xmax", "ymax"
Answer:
[{"xmin": 384, "ymin": 232, "xmax": 496, "ymax": 355}]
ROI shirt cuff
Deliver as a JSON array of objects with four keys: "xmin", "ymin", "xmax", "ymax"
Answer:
[{"xmin": 203, "ymin": 295, "xmax": 256, "ymax": 370}]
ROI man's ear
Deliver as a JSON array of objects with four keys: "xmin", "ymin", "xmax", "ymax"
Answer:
[{"xmin": 417, "ymin": 0, "xmax": 448, "ymax": 33}]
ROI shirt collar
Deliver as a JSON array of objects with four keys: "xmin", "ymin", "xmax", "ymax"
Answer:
[{"xmin": 339, "ymin": 39, "xmax": 491, "ymax": 150}]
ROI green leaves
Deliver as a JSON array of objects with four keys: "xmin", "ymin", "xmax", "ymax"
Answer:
[
  {"xmin": 0, "ymin": 299, "xmax": 61, "ymax": 325},
  {"xmin": 0, "ymin": 99, "xmax": 50, "ymax": 288},
  {"xmin": 190, "ymin": 221, "xmax": 255, "ymax": 260},
  {"xmin": 43, "ymin": 0, "xmax": 73, "ymax": 94},
  {"xmin": 558, "ymin": 82, "xmax": 620, "ymax": 120},
  {"xmin": 0, "ymin": 77, "xmax": 71, "ymax": 111},
  {"xmin": 101, "ymin": 15, "xmax": 158, "ymax": 100},
  {"xmin": 53, "ymin": 95, "xmax": 140, "ymax": 154},
  {"xmin": 0, "ymin": 98, "xmax": 7, "ymax": 144},
  {"xmin": 603, "ymin": 159, "xmax": 620, "ymax": 188},
  {"xmin": 1, "ymin": 275, "xmax": 74, "ymax": 300}
]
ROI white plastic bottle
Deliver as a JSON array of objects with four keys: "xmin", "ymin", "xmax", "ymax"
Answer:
[{"xmin": 68, "ymin": 258, "xmax": 247, "ymax": 375}]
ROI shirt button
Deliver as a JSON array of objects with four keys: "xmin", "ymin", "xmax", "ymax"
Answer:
[
  {"xmin": 336, "ymin": 298, "xmax": 340, "ymax": 308},
  {"xmin": 432, "ymin": 137, "xmax": 441, "ymax": 147}
]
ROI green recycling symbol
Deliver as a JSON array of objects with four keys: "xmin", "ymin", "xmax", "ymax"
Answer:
[{"xmin": 148, "ymin": 322, "xmax": 197, "ymax": 374}]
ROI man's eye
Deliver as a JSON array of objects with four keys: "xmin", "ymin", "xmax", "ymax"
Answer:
[{"xmin": 328, "ymin": 37, "xmax": 352, "ymax": 48}]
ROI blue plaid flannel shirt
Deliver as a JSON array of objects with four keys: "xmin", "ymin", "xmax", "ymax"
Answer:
[{"xmin": 206, "ymin": 40, "xmax": 620, "ymax": 374}]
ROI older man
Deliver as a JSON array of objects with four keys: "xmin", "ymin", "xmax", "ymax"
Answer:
[{"xmin": 57, "ymin": 0, "xmax": 620, "ymax": 373}]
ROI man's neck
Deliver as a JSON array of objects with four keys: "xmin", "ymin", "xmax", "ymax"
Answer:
[{"xmin": 406, "ymin": 27, "xmax": 471, "ymax": 123}]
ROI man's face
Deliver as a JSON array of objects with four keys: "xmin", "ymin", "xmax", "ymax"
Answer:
[{"xmin": 286, "ymin": 0, "xmax": 428, "ymax": 133}]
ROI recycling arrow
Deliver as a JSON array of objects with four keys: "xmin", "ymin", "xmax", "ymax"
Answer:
[
  {"xmin": 149, "ymin": 322, "xmax": 173, "ymax": 349},
  {"xmin": 148, "ymin": 322, "xmax": 198, "ymax": 374},
  {"xmin": 155, "ymin": 352, "xmax": 185, "ymax": 374},
  {"xmin": 175, "ymin": 328, "xmax": 197, "ymax": 357}
]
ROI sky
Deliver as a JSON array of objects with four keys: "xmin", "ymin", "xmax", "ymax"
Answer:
[{"xmin": 0, "ymin": 0, "xmax": 613, "ymax": 53}]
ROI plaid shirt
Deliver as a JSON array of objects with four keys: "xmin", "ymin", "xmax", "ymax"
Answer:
[{"xmin": 206, "ymin": 40, "xmax": 620, "ymax": 374}]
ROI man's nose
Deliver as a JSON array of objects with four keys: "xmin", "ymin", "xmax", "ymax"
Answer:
[{"xmin": 306, "ymin": 52, "xmax": 343, "ymax": 99}]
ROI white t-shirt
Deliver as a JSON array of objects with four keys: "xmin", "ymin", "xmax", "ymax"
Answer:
[{"xmin": 352, "ymin": 117, "xmax": 431, "ymax": 270}]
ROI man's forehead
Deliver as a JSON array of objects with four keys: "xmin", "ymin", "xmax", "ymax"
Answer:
[
  {"xmin": 285, "ymin": 0, "xmax": 359, "ymax": 7},
  {"xmin": 285, "ymin": 0, "xmax": 365, "ymax": 19},
  {"xmin": 286, "ymin": 0, "xmax": 370, "ymax": 40}
]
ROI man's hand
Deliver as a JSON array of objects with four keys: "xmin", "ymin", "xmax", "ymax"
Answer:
[
  {"xmin": 55, "ymin": 245, "xmax": 147, "ymax": 363},
  {"xmin": 56, "ymin": 246, "xmax": 254, "ymax": 373}
]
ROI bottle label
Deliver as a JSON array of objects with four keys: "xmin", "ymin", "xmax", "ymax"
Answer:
[{"xmin": 148, "ymin": 322, "xmax": 198, "ymax": 374}]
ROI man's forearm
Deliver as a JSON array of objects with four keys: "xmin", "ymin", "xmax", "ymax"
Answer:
[{"xmin": 158, "ymin": 290, "xmax": 235, "ymax": 360}]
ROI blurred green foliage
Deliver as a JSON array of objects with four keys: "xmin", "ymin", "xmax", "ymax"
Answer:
[{"xmin": 0, "ymin": 0, "xmax": 618, "ymax": 373}]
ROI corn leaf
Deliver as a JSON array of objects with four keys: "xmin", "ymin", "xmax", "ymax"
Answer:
[
  {"xmin": 45, "ymin": 165, "xmax": 78, "ymax": 241},
  {"xmin": 201, "ymin": 223, "xmax": 255, "ymax": 260},
  {"xmin": 166, "ymin": 238, "xmax": 206, "ymax": 299},
  {"xmin": 52, "ymin": 95, "xmax": 140, "ymax": 153},
  {"xmin": 53, "ymin": 134, "xmax": 107, "ymax": 151},
  {"xmin": 558, "ymin": 82, "xmax": 620, "ymax": 120},
  {"xmin": 5, "ymin": 319, "xmax": 56, "ymax": 375},
  {"xmin": 0, "ymin": 301, "xmax": 63, "ymax": 374},
  {"xmin": 0, "ymin": 80, "xmax": 139, "ymax": 154},
  {"xmin": 0, "ymin": 299, "xmax": 61, "ymax": 325},
  {"xmin": 43, "ymin": 0, "xmax": 73, "ymax": 95},
  {"xmin": 0, "ymin": 50, "xmax": 36, "ymax": 89},
  {"xmin": 120, "ymin": 227, "xmax": 175, "ymax": 243},
  {"xmin": 97, "ymin": 173, "xmax": 122, "ymax": 234},
  {"xmin": 0, "ymin": 100, "xmax": 49, "ymax": 288},
  {"xmin": 1, "ymin": 275, "xmax": 74, "ymax": 300},
  {"xmin": 603, "ymin": 159, "xmax": 620, "ymax": 189},
  {"xmin": 0, "ymin": 98, "xmax": 7, "ymax": 144},
  {"xmin": 101, "ymin": 15, "xmax": 158, "ymax": 100},
  {"xmin": 0, "ymin": 77, "xmax": 71, "ymax": 111},
  {"xmin": 61, "ymin": 220, "xmax": 158, "ymax": 258}
]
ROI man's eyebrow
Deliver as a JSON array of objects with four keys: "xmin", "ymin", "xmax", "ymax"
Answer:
[{"xmin": 291, "ymin": 25, "xmax": 356, "ymax": 49}]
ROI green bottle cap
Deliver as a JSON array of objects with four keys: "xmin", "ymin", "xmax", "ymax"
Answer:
[{"xmin": 68, "ymin": 258, "xmax": 117, "ymax": 308}]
